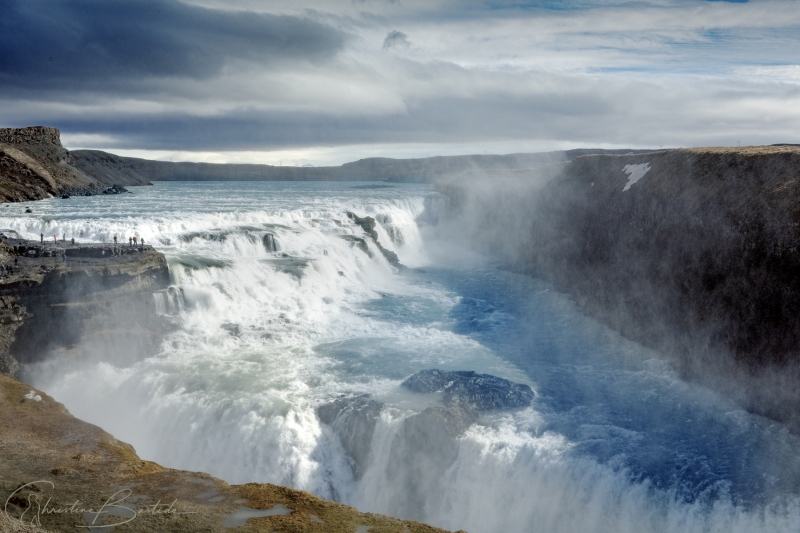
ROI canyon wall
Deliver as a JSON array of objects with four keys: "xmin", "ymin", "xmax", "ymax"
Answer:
[{"xmin": 439, "ymin": 146, "xmax": 800, "ymax": 431}]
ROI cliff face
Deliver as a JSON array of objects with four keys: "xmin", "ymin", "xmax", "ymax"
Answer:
[
  {"xmin": 0, "ymin": 127, "xmax": 152, "ymax": 203},
  {"xmin": 0, "ymin": 238, "xmax": 171, "ymax": 376},
  {"xmin": 439, "ymin": 146, "xmax": 800, "ymax": 432},
  {"xmin": 0, "ymin": 126, "xmax": 99, "ymax": 202},
  {"xmin": 519, "ymin": 147, "xmax": 800, "ymax": 430}
]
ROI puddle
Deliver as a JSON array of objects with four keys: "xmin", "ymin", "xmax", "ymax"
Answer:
[
  {"xmin": 82, "ymin": 506, "xmax": 136, "ymax": 533},
  {"xmin": 309, "ymin": 514, "xmax": 324, "ymax": 524},
  {"xmin": 220, "ymin": 504, "xmax": 292, "ymax": 527},
  {"xmin": 355, "ymin": 527, "xmax": 372, "ymax": 533}
]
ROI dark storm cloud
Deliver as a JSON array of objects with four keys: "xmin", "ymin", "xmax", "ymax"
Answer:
[
  {"xmin": 0, "ymin": 0, "xmax": 346, "ymax": 90},
  {"xmin": 382, "ymin": 30, "xmax": 410, "ymax": 49},
  {"xmin": 2, "ymin": 0, "xmax": 798, "ymax": 156}
]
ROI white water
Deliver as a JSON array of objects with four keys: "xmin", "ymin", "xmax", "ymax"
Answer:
[{"xmin": 3, "ymin": 181, "xmax": 800, "ymax": 533}]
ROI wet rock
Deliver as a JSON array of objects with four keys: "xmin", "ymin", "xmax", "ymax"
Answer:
[
  {"xmin": 402, "ymin": 402, "xmax": 480, "ymax": 464},
  {"xmin": 346, "ymin": 211, "xmax": 403, "ymax": 268},
  {"xmin": 340, "ymin": 235, "xmax": 372, "ymax": 256},
  {"xmin": 402, "ymin": 369, "xmax": 534, "ymax": 411},
  {"xmin": 376, "ymin": 243, "xmax": 401, "ymax": 268},
  {"xmin": 221, "ymin": 323, "xmax": 240, "ymax": 337},
  {"xmin": 262, "ymin": 256, "xmax": 311, "ymax": 278},
  {"xmin": 375, "ymin": 214, "xmax": 404, "ymax": 245},
  {"xmin": 346, "ymin": 212, "xmax": 378, "ymax": 240},
  {"xmin": 317, "ymin": 395, "xmax": 384, "ymax": 479},
  {"xmin": 262, "ymin": 232, "xmax": 278, "ymax": 252}
]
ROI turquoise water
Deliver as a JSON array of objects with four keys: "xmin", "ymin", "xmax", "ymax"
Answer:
[{"xmin": 2, "ymin": 181, "xmax": 799, "ymax": 533}]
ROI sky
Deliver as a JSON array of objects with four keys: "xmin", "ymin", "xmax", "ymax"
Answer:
[{"xmin": 1, "ymin": 0, "xmax": 799, "ymax": 166}]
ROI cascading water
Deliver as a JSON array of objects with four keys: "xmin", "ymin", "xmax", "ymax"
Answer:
[{"xmin": 3, "ymin": 181, "xmax": 800, "ymax": 533}]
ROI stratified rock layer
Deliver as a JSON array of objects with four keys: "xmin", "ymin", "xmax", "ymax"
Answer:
[
  {"xmin": 0, "ymin": 126, "xmax": 151, "ymax": 203},
  {"xmin": 0, "ymin": 237, "xmax": 171, "ymax": 375}
]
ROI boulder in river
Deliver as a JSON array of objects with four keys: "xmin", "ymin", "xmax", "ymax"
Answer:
[{"xmin": 402, "ymin": 369, "xmax": 534, "ymax": 411}]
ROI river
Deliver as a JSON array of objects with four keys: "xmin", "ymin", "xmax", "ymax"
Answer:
[{"xmin": 2, "ymin": 180, "xmax": 799, "ymax": 532}]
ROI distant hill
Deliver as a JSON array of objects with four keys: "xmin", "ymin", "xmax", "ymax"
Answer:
[
  {"xmin": 71, "ymin": 148, "xmax": 649, "ymax": 184},
  {"xmin": 1, "ymin": 124, "xmax": 652, "ymax": 203}
]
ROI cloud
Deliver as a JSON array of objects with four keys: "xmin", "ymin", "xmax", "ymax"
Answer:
[
  {"xmin": 0, "ymin": 0, "xmax": 346, "ymax": 91},
  {"xmin": 383, "ymin": 30, "xmax": 411, "ymax": 49},
  {"xmin": 1, "ymin": 0, "xmax": 800, "ymax": 160}
]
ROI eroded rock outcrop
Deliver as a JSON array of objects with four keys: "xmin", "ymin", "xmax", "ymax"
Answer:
[
  {"xmin": 0, "ymin": 127, "xmax": 100, "ymax": 202},
  {"xmin": 262, "ymin": 232, "xmax": 278, "ymax": 252},
  {"xmin": 317, "ymin": 395, "xmax": 384, "ymax": 479},
  {"xmin": 346, "ymin": 211, "xmax": 402, "ymax": 268},
  {"xmin": 0, "ymin": 237, "xmax": 171, "ymax": 375},
  {"xmin": 0, "ymin": 126, "xmax": 151, "ymax": 203}
]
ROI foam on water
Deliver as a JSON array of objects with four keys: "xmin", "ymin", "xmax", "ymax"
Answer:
[{"xmin": 4, "ymin": 181, "xmax": 800, "ymax": 533}]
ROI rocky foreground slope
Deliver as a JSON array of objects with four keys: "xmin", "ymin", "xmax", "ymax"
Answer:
[
  {"xmin": 442, "ymin": 146, "xmax": 800, "ymax": 432},
  {"xmin": 0, "ymin": 373, "xmax": 457, "ymax": 533}
]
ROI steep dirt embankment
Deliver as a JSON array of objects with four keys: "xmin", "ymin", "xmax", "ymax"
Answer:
[
  {"xmin": 518, "ymin": 146, "xmax": 800, "ymax": 430},
  {"xmin": 0, "ymin": 374, "xmax": 457, "ymax": 533}
]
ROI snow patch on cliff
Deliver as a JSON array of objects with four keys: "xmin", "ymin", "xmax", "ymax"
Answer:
[
  {"xmin": 622, "ymin": 163, "xmax": 651, "ymax": 191},
  {"xmin": 24, "ymin": 390, "xmax": 42, "ymax": 401}
]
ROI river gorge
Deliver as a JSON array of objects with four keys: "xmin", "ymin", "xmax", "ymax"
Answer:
[{"xmin": 1, "ymin": 178, "xmax": 799, "ymax": 532}]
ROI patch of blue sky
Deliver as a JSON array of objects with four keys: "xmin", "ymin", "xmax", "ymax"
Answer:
[
  {"xmin": 482, "ymin": 1, "xmax": 659, "ymax": 10},
  {"xmin": 495, "ymin": 0, "xmax": 750, "ymax": 9}
]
